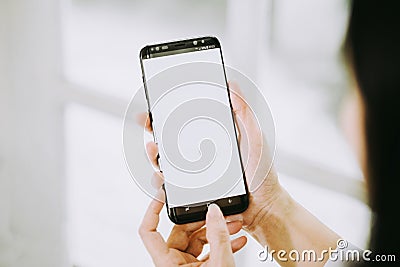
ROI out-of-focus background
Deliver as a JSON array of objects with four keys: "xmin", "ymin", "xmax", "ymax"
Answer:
[{"xmin": 0, "ymin": 0, "xmax": 370, "ymax": 266}]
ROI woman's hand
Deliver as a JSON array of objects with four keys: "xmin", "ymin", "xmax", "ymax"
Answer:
[
  {"xmin": 229, "ymin": 84, "xmax": 340, "ymax": 267},
  {"xmin": 139, "ymin": 193, "xmax": 247, "ymax": 267},
  {"xmin": 137, "ymin": 82, "xmax": 284, "ymax": 233},
  {"xmin": 137, "ymin": 83, "xmax": 340, "ymax": 266},
  {"xmin": 227, "ymin": 82, "xmax": 284, "ymax": 232}
]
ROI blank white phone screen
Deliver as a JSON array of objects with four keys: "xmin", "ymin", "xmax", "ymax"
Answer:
[{"xmin": 142, "ymin": 48, "xmax": 246, "ymax": 207}]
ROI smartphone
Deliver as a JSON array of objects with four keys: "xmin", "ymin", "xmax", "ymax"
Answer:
[{"xmin": 140, "ymin": 36, "xmax": 249, "ymax": 224}]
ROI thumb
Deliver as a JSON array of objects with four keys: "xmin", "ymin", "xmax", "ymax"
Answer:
[{"xmin": 206, "ymin": 204, "xmax": 235, "ymax": 266}]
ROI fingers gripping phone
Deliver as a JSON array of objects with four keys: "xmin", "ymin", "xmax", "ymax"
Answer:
[{"xmin": 140, "ymin": 36, "xmax": 249, "ymax": 224}]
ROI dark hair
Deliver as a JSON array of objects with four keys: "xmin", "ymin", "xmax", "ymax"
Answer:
[{"xmin": 344, "ymin": 0, "xmax": 399, "ymax": 264}]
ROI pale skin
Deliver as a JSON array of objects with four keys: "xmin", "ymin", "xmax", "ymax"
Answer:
[
  {"xmin": 139, "ymin": 192, "xmax": 247, "ymax": 266},
  {"xmin": 138, "ymin": 82, "xmax": 365, "ymax": 266}
]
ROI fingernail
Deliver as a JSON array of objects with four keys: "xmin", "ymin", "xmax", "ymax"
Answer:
[{"xmin": 208, "ymin": 203, "xmax": 222, "ymax": 218}]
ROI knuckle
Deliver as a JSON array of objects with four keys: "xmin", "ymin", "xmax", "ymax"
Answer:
[
  {"xmin": 214, "ymin": 231, "xmax": 230, "ymax": 244},
  {"xmin": 138, "ymin": 225, "xmax": 146, "ymax": 238}
]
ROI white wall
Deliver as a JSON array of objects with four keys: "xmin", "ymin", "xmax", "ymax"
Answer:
[
  {"xmin": 0, "ymin": 1, "xmax": 15, "ymax": 265},
  {"xmin": 0, "ymin": 1, "xmax": 68, "ymax": 266}
]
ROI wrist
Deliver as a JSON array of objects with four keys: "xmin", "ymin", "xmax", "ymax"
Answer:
[{"xmin": 244, "ymin": 183, "xmax": 294, "ymax": 240}]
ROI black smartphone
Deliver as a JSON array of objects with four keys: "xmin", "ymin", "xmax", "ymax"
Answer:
[{"xmin": 140, "ymin": 36, "xmax": 249, "ymax": 224}]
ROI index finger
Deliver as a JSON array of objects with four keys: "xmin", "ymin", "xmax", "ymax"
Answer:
[
  {"xmin": 136, "ymin": 112, "xmax": 153, "ymax": 132},
  {"xmin": 205, "ymin": 204, "xmax": 235, "ymax": 266},
  {"xmin": 229, "ymin": 82, "xmax": 259, "ymax": 134}
]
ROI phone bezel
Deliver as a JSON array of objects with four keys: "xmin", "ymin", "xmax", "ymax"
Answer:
[{"xmin": 139, "ymin": 36, "xmax": 249, "ymax": 224}]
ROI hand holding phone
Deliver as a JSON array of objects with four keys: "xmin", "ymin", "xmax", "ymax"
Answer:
[
  {"xmin": 140, "ymin": 37, "xmax": 249, "ymax": 224},
  {"xmin": 139, "ymin": 194, "xmax": 246, "ymax": 266}
]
